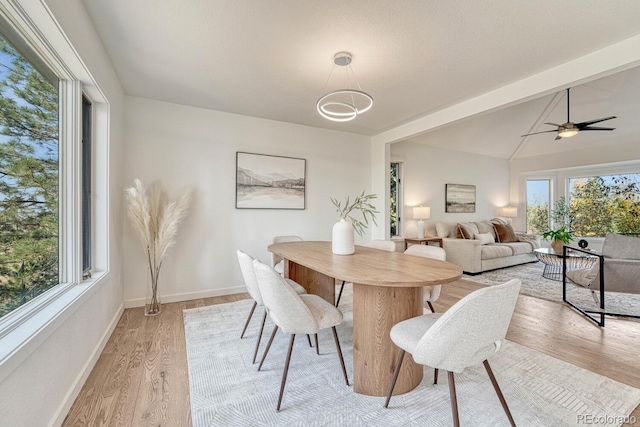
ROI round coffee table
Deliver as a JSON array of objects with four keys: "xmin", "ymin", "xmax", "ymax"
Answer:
[{"xmin": 534, "ymin": 247, "xmax": 597, "ymax": 281}]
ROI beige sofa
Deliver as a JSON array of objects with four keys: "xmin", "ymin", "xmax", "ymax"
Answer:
[{"xmin": 433, "ymin": 219, "xmax": 541, "ymax": 274}]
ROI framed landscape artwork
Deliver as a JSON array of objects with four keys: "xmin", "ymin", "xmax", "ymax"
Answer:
[
  {"xmin": 445, "ymin": 184, "xmax": 476, "ymax": 213},
  {"xmin": 236, "ymin": 152, "xmax": 306, "ymax": 209}
]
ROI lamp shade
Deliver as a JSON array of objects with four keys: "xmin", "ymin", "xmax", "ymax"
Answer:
[
  {"xmin": 413, "ymin": 206, "xmax": 431, "ymax": 219},
  {"xmin": 502, "ymin": 206, "xmax": 518, "ymax": 218}
]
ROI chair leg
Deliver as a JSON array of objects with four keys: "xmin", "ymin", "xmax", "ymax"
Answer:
[
  {"xmin": 307, "ymin": 334, "xmax": 313, "ymax": 347},
  {"xmin": 240, "ymin": 301, "xmax": 257, "ymax": 338},
  {"xmin": 332, "ymin": 326, "xmax": 349, "ymax": 386},
  {"xmin": 448, "ymin": 371, "xmax": 460, "ymax": 427},
  {"xmin": 434, "ymin": 368, "xmax": 439, "ymax": 384},
  {"xmin": 427, "ymin": 300, "xmax": 436, "ymax": 313},
  {"xmin": 276, "ymin": 334, "xmax": 296, "ymax": 412},
  {"xmin": 258, "ymin": 325, "xmax": 279, "ymax": 371},
  {"xmin": 315, "ymin": 333, "xmax": 320, "ymax": 355},
  {"xmin": 251, "ymin": 310, "xmax": 268, "ymax": 364},
  {"xmin": 590, "ymin": 290, "xmax": 600, "ymax": 305},
  {"xmin": 384, "ymin": 349, "xmax": 405, "ymax": 408},
  {"xmin": 336, "ymin": 280, "xmax": 346, "ymax": 307},
  {"xmin": 483, "ymin": 360, "xmax": 516, "ymax": 427}
]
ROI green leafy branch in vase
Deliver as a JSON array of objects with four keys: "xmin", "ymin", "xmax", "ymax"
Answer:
[{"xmin": 330, "ymin": 191, "xmax": 379, "ymax": 237}]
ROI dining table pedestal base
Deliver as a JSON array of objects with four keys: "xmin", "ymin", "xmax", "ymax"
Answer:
[{"xmin": 353, "ymin": 283, "xmax": 424, "ymax": 396}]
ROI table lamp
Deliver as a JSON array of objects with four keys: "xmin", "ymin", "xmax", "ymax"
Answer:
[
  {"xmin": 413, "ymin": 206, "xmax": 431, "ymax": 238},
  {"xmin": 502, "ymin": 206, "xmax": 518, "ymax": 218},
  {"xmin": 501, "ymin": 206, "xmax": 518, "ymax": 226}
]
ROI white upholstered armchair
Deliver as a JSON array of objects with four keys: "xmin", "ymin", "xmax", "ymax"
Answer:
[
  {"xmin": 563, "ymin": 233, "xmax": 640, "ymax": 326},
  {"xmin": 384, "ymin": 279, "xmax": 521, "ymax": 427}
]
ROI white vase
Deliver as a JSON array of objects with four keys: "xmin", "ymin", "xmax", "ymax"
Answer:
[{"xmin": 332, "ymin": 218, "xmax": 355, "ymax": 255}]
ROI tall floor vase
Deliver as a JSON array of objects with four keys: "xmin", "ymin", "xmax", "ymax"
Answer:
[{"xmin": 145, "ymin": 269, "xmax": 162, "ymax": 316}]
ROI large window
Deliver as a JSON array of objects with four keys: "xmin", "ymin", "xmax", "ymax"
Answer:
[
  {"xmin": 568, "ymin": 173, "xmax": 640, "ymax": 237},
  {"xmin": 0, "ymin": 32, "xmax": 59, "ymax": 318},
  {"xmin": 526, "ymin": 179, "xmax": 550, "ymax": 234}
]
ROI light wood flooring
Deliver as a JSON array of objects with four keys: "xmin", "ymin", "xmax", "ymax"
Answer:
[{"xmin": 62, "ymin": 281, "xmax": 640, "ymax": 426}]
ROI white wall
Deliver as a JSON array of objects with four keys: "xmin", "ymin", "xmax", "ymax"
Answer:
[
  {"xmin": 122, "ymin": 96, "xmax": 372, "ymax": 305},
  {"xmin": 391, "ymin": 142, "xmax": 510, "ymax": 237},
  {"xmin": 0, "ymin": 1, "xmax": 125, "ymax": 426}
]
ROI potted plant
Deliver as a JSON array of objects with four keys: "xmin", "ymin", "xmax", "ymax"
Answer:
[
  {"xmin": 543, "ymin": 226, "xmax": 573, "ymax": 253},
  {"xmin": 330, "ymin": 191, "xmax": 378, "ymax": 255}
]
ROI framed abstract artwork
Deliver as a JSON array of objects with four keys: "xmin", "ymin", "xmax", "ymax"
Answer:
[
  {"xmin": 445, "ymin": 184, "xmax": 476, "ymax": 213},
  {"xmin": 235, "ymin": 152, "xmax": 306, "ymax": 209}
]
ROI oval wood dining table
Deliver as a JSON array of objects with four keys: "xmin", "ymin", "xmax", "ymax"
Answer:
[{"xmin": 268, "ymin": 241, "xmax": 462, "ymax": 397}]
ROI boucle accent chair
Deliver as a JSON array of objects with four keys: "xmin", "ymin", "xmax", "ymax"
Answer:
[
  {"xmin": 564, "ymin": 233, "xmax": 640, "ymax": 326},
  {"xmin": 271, "ymin": 235, "xmax": 303, "ymax": 275},
  {"xmin": 236, "ymin": 250, "xmax": 308, "ymax": 363},
  {"xmin": 404, "ymin": 244, "xmax": 447, "ymax": 313},
  {"xmin": 384, "ymin": 279, "xmax": 521, "ymax": 427},
  {"xmin": 336, "ymin": 239, "xmax": 397, "ymax": 307},
  {"xmin": 253, "ymin": 259, "xmax": 349, "ymax": 412}
]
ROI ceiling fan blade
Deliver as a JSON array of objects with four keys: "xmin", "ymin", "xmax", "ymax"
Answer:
[
  {"xmin": 543, "ymin": 122, "xmax": 562, "ymax": 127},
  {"xmin": 521, "ymin": 130, "xmax": 558, "ymax": 137},
  {"xmin": 576, "ymin": 116, "xmax": 617, "ymax": 127},
  {"xmin": 581, "ymin": 126, "xmax": 616, "ymax": 131}
]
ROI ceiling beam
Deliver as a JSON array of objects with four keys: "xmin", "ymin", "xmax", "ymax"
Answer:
[{"xmin": 372, "ymin": 34, "xmax": 640, "ymax": 145}]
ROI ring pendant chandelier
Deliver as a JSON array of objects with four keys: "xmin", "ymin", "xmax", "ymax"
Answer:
[{"xmin": 316, "ymin": 51, "xmax": 374, "ymax": 122}]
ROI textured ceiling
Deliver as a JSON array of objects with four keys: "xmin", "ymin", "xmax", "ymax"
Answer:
[{"xmin": 81, "ymin": 0, "xmax": 640, "ymax": 157}]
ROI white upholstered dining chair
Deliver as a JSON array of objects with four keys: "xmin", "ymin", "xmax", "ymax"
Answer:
[
  {"xmin": 336, "ymin": 239, "xmax": 397, "ymax": 307},
  {"xmin": 271, "ymin": 235, "xmax": 303, "ymax": 276},
  {"xmin": 404, "ymin": 244, "xmax": 447, "ymax": 313},
  {"xmin": 383, "ymin": 279, "xmax": 521, "ymax": 427},
  {"xmin": 236, "ymin": 249, "xmax": 308, "ymax": 363},
  {"xmin": 252, "ymin": 259, "xmax": 350, "ymax": 411}
]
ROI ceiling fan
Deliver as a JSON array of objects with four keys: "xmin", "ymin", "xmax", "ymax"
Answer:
[{"xmin": 521, "ymin": 88, "xmax": 616, "ymax": 140}]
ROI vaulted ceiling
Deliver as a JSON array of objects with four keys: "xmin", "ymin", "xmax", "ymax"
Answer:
[{"xmin": 82, "ymin": 0, "xmax": 640, "ymax": 159}]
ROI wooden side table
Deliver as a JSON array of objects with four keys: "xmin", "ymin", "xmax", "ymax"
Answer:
[{"xmin": 404, "ymin": 237, "xmax": 444, "ymax": 250}]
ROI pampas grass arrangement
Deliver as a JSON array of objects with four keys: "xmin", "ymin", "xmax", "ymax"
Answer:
[{"xmin": 126, "ymin": 179, "xmax": 192, "ymax": 316}]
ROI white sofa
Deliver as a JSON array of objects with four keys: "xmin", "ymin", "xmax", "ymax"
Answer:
[{"xmin": 433, "ymin": 219, "xmax": 541, "ymax": 274}]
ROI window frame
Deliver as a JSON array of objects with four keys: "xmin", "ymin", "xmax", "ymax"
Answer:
[
  {"xmin": 0, "ymin": 0, "xmax": 110, "ymax": 378},
  {"xmin": 561, "ymin": 167, "xmax": 640, "ymax": 238},
  {"xmin": 521, "ymin": 161, "xmax": 640, "ymax": 240},
  {"xmin": 82, "ymin": 95, "xmax": 92, "ymax": 277},
  {"xmin": 525, "ymin": 177, "xmax": 552, "ymax": 234},
  {"xmin": 390, "ymin": 161, "xmax": 403, "ymax": 238}
]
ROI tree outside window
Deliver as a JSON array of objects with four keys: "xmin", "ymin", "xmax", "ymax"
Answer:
[
  {"xmin": 0, "ymin": 34, "xmax": 59, "ymax": 318},
  {"xmin": 526, "ymin": 179, "xmax": 550, "ymax": 234},
  {"xmin": 390, "ymin": 163, "xmax": 399, "ymax": 237},
  {"xmin": 568, "ymin": 174, "xmax": 640, "ymax": 237}
]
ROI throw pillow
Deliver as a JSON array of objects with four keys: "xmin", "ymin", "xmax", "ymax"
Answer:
[
  {"xmin": 474, "ymin": 221, "xmax": 497, "ymax": 240},
  {"xmin": 474, "ymin": 232, "xmax": 494, "ymax": 245},
  {"xmin": 493, "ymin": 223, "xmax": 518, "ymax": 243},
  {"xmin": 456, "ymin": 222, "xmax": 479, "ymax": 239}
]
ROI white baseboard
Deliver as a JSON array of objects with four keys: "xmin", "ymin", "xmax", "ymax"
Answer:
[
  {"xmin": 50, "ymin": 302, "xmax": 125, "ymax": 427},
  {"xmin": 124, "ymin": 286, "xmax": 247, "ymax": 309}
]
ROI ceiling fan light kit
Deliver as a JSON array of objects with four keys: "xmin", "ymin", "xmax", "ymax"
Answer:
[
  {"xmin": 557, "ymin": 125, "xmax": 579, "ymax": 138},
  {"xmin": 521, "ymin": 88, "xmax": 616, "ymax": 140},
  {"xmin": 316, "ymin": 52, "xmax": 374, "ymax": 122}
]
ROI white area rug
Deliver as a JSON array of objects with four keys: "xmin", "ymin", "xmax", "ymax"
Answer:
[
  {"xmin": 184, "ymin": 297, "xmax": 640, "ymax": 426},
  {"xmin": 463, "ymin": 262, "xmax": 640, "ymax": 322}
]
